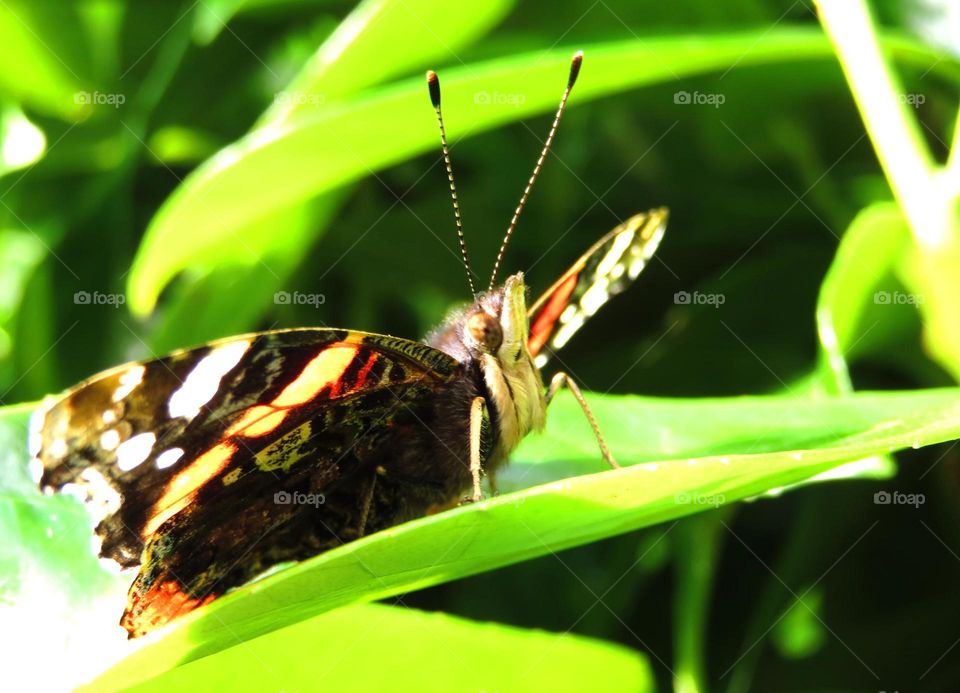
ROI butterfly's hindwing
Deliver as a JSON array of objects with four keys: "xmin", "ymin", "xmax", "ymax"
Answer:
[{"xmin": 527, "ymin": 208, "xmax": 668, "ymax": 367}]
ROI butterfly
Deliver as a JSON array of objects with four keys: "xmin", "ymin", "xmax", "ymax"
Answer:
[{"xmin": 30, "ymin": 51, "xmax": 668, "ymax": 638}]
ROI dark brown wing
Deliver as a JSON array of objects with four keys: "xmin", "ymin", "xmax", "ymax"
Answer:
[
  {"xmin": 31, "ymin": 328, "xmax": 464, "ymax": 635},
  {"xmin": 527, "ymin": 209, "xmax": 668, "ymax": 367}
]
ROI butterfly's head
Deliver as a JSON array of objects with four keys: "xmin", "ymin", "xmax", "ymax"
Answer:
[
  {"xmin": 463, "ymin": 272, "xmax": 529, "ymax": 365},
  {"xmin": 461, "ymin": 271, "xmax": 546, "ymax": 453}
]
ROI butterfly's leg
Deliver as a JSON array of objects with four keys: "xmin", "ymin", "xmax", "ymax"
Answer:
[
  {"xmin": 357, "ymin": 470, "xmax": 379, "ymax": 537},
  {"xmin": 469, "ymin": 396, "xmax": 486, "ymax": 502},
  {"xmin": 546, "ymin": 372, "xmax": 619, "ymax": 469}
]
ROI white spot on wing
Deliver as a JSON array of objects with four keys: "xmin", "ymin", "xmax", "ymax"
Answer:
[
  {"xmin": 580, "ymin": 277, "xmax": 610, "ymax": 316},
  {"xmin": 116, "ymin": 432, "xmax": 156, "ymax": 472},
  {"xmin": 112, "ymin": 365, "xmax": 145, "ymax": 403},
  {"xmin": 596, "ymin": 229, "xmax": 635, "ymax": 277},
  {"xmin": 49, "ymin": 438, "xmax": 68, "ymax": 459},
  {"xmin": 28, "ymin": 405, "xmax": 45, "ymax": 458},
  {"xmin": 627, "ymin": 219, "xmax": 666, "ymax": 279},
  {"xmin": 62, "ymin": 468, "xmax": 121, "ymax": 525},
  {"xmin": 155, "ymin": 447, "xmax": 184, "ymax": 470},
  {"xmin": 553, "ymin": 313, "xmax": 585, "ymax": 349},
  {"xmin": 168, "ymin": 340, "xmax": 250, "ymax": 420},
  {"xmin": 99, "ymin": 429, "xmax": 121, "ymax": 451},
  {"xmin": 28, "ymin": 457, "xmax": 43, "ymax": 484}
]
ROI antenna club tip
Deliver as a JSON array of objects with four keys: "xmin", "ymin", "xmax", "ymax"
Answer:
[
  {"xmin": 568, "ymin": 50, "xmax": 583, "ymax": 87},
  {"xmin": 426, "ymin": 70, "xmax": 441, "ymax": 107}
]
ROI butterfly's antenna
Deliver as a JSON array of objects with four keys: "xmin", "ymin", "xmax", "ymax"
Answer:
[
  {"xmin": 426, "ymin": 69, "xmax": 476, "ymax": 297},
  {"xmin": 488, "ymin": 50, "xmax": 583, "ymax": 290}
]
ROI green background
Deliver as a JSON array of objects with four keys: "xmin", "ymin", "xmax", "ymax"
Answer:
[{"xmin": 1, "ymin": 0, "xmax": 959, "ymax": 691}]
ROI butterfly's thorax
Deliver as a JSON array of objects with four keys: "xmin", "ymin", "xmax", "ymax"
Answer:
[{"xmin": 427, "ymin": 273, "xmax": 546, "ymax": 470}]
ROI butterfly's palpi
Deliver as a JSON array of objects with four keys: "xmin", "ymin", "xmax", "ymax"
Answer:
[{"xmin": 31, "ymin": 52, "xmax": 668, "ymax": 637}]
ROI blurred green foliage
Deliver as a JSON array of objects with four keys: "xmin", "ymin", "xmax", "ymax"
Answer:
[{"xmin": 1, "ymin": 0, "xmax": 960, "ymax": 691}]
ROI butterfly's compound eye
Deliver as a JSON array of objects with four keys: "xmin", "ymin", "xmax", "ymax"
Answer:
[{"xmin": 467, "ymin": 311, "xmax": 503, "ymax": 353}]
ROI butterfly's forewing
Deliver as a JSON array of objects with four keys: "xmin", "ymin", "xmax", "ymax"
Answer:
[
  {"xmin": 527, "ymin": 209, "xmax": 668, "ymax": 367},
  {"xmin": 32, "ymin": 328, "xmax": 463, "ymax": 634}
]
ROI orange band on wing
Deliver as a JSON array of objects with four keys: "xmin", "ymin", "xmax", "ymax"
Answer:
[
  {"xmin": 274, "ymin": 343, "xmax": 360, "ymax": 405},
  {"xmin": 122, "ymin": 578, "xmax": 216, "ymax": 638},
  {"xmin": 145, "ymin": 441, "xmax": 238, "ymax": 536},
  {"xmin": 225, "ymin": 342, "xmax": 362, "ymax": 439},
  {"xmin": 528, "ymin": 272, "xmax": 578, "ymax": 356}
]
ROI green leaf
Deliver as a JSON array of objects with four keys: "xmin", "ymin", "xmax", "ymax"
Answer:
[
  {"xmin": 262, "ymin": 0, "xmax": 516, "ymax": 123},
  {"xmin": 128, "ymin": 30, "xmax": 958, "ymax": 315},
  {"xmin": 126, "ymin": 603, "xmax": 654, "ymax": 693},
  {"xmin": 0, "ymin": 3, "xmax": 88, "ymax": 119},
  {"xmin": 143, "ymin": 0, "xmax": 514, "ymax": 345},
  {"xmin": 811, "ymin": 201, "xmax": 912, "ymax": 481},
  {"xmin": 192, "ymin": 0, "xmax": 248, "ymax": 45},
  {"xmin": 816, "ymin": 201, "xmax": 912, "ymax": 389},
  {"xmin": 80, "ymin": 386, "xmax": 960, "ymax": 688}
]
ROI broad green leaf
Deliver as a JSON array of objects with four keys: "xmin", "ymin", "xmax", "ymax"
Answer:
[
  {"xmin": 146, "ymin": 0, "xmax": 513, "ymax": 347},
  {"xmin": 144, "ymin": 195, "xmax": 343, "ymax": 353},
  {"xmin": 261, "ymin": 0, "xmax": 516, "ymax": 123},
  {"xmin": 81, "ymin": 387, "xmax": 960, "ymax": 688},
  {"xmin": 128, "ymin": 30, "xmax": 960, "ymax": 315},
  {"xmin": 126, "ymin": 603, "xmax": 654, "ymax": 693}
]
